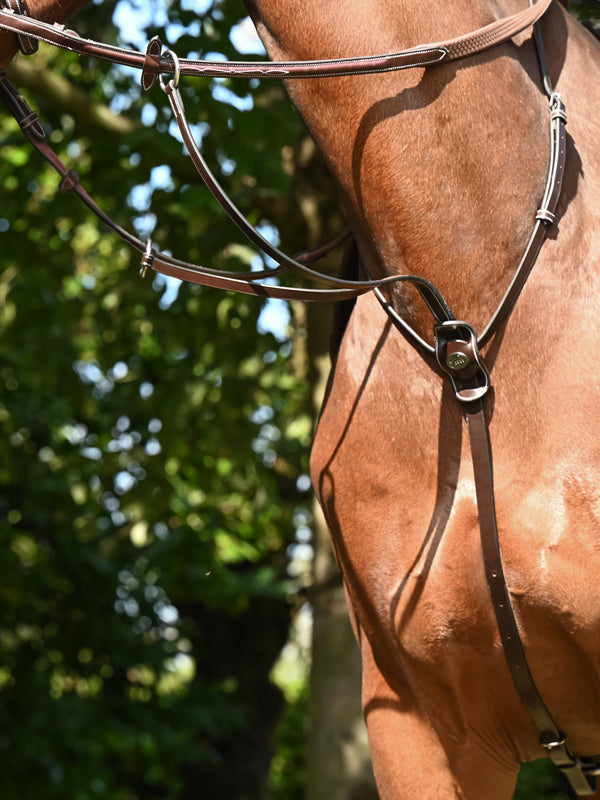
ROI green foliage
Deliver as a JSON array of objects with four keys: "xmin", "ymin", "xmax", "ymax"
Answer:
[
  {"xmin": 571, "ymin": 1, "xmax": 600, "ymax": 22},
  {"xmin": 0, "ymin": 2, "xmax": 313, "ymax": 798},
  {"xmin": 514, "ymin": 761, "xmax": 572, "ymax": 800},
  {"xmin": 269, "ymin": 681, "xmax": 308, "ymax": 800}
]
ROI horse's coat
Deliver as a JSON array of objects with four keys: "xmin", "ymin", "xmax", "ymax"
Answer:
[
  {"xmin": 246, "ymin": 1, "xmax": 600, "ymax": 797},
  {"xmin": 0, "ymin": 0, "xmax": 89, "ymax": 67},
  {"xmin": 2, "ymin": 1, "xmax": 600, "ymax": 798}
]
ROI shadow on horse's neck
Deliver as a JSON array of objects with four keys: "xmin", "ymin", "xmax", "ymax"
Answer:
[
  {"xmin": 315, "ymin": 311, "xmax": 465, "ymax": 683},
  {"xmin": 347, "ymin": 22, "xmax": 569, "ymax": 335},
  {"xmin": 248, "ymin": 0, "xmax": 570, "ymax": 337},
  {"xmin": 349, "ymin": 33, "xmax": 566, "ymax": 224}
]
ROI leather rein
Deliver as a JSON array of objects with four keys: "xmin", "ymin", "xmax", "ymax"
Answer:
[
  {"xmin": 0, "ymin": 0, "xmax": 552, "ymax": 310},
  {"xmin": 1, "ymin": 1, "xmax": 597, "ymax": 794}
]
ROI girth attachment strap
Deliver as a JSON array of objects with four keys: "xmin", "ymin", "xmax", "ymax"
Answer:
[{"xmin": 434, "ymin": 324, "xmax": 598, "ymax": 797}]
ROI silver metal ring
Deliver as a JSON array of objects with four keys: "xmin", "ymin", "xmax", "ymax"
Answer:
[{"xmin": 159, "ymin": 49, "xmax": 181, "ymax": 92}]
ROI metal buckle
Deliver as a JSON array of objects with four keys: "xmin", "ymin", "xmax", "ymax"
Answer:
[
  {"xmin": 541, "ymin": 731, "xmax": 567, "ymax": 751},
  {"xmin": 549, "ymin": 91, "xmax": 567, "ymax": 123},
  {"xmin": 434, "ymin": 320, "xmax": 490, "ymax": 402}
]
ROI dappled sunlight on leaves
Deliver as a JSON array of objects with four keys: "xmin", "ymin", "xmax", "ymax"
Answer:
[{"xmin": 0, "ymin": 1, "xmax": 316, "ymax": 797}]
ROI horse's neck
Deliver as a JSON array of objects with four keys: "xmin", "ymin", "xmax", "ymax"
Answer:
[
  {"xmin": 0, "ymin": 0, "xmax": 91, "ymax": 66},
  {"xmin": 25, "ymin": 0, "xmax": 89, "ymax": 23},
  {"xmin": 248, "ymin": 0, "xmax": 565, "ymax": 333}
]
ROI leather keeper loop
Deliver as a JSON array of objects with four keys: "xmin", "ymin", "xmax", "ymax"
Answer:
[
  {"xmin": 19, "ymin": 109, "xmax": 42, "ymax": 135},
  {"xmin": 59, "ymin": 169, "xmax": 80, "ymax": 192},
  {"xmin": 536, "ymin": 208, "xmax": 556, "ymax": 225},
  {"xmin": 139, "ymin": 239, "xmax": 156, "ymax": 277},
  {"xmin": 142, "ymin": 36, "xmax": 162, "ymax": 91}
]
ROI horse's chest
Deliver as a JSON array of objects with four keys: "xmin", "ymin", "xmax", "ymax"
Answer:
[{"xmin": 388, "ymin": 473, "xmax": 600, "ymax": 675}]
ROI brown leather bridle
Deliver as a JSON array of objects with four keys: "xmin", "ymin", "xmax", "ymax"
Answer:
[
  {"xmin": 1, "ymin": 1, "xmax": 597, "ymax": 794},
  {"xmin": 0, "ymin": 0, "xmax": 555, "ymax": 306}
]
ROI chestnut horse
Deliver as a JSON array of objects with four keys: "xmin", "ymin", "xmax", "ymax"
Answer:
[
  {"xmin": 0, "ymin": 0, "xmax": 90, "ymax": 67},
  {"xmin": 245, "ymin": 1, "xmax": 600, "ymax": 798},
  {"xmin": 1, "ymin": 1, "xmax": 600, "ymax": 798}
]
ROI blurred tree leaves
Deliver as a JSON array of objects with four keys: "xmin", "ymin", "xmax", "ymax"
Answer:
[
  {"xmin": 1, "ymin": 1, "xmax": 315, "ymax": 798},
  {"xmin": 571, "ymin": 1, "xmax": 599, "ymax": 20}
]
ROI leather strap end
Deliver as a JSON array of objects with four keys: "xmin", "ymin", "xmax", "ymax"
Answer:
[{"xmin": 141, "ymin": 36, "xmax": 162, "ymax": 91}]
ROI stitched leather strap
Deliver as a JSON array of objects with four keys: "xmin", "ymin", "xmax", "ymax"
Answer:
[
  {"xmin": 466, "ymin": 402, "xmax": 598, "ymax": 796},
  {"xmin": 158, "ymin": 74, "xmax": 458, "ymax": 308},
  {"xmin": 374, "ymin": 89, "xmax": 567, "ymax": 354},
  {"xmin": 0, "ymin": 65, "xmax": 465, "ymax": 305},
  {"xmin": 0, "ymin": 65, "xmax": 43, "ymax": 135},
  {"xmin": 432, "ymin": 321, "xmax": 598, "ymax": 796},
  {"xmin": 478, "ymin": 92, "xmax": 567, "ymax": 346},
  {"xmin": 1, "ymin": 0, "xmax": 598, "ymax": 792},
  {"xmin": 0, "ymin": 0, "xmax": 552, "ymax": 79},
  {"xmin": 431, "ymin": 31, "xmax": 591, "ymax": 782},
  {"xmin": 0, "ymin": 1, "xmax": 558, "ymax": 308}
]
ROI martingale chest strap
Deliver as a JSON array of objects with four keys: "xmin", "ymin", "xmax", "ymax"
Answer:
[
  {"xmin": 428, "ymin": 29, "xmax": 594, "ymax": 784},
  {"xmin": 434, "ymin": 325, "xmax": 600, "ymax": 796}
]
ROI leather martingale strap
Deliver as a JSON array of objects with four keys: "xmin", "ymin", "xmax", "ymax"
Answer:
[
  {"xmin": 429, "ymin": 16, "xmax": 598, "ymax": 791},
  {"xmin": 466, "ymin": 404, "xmax": 598, "ymax": 795},
  {"xmin": 0, "ymin": 0, "xmax": 559, "ymax": 307},
  {"xmin": 433, "ymin": 320, "xmax": 598, "ymax": 795},
  {"xmin": 0, "ymin": 0, "xmax": 552, "ymax": 78}
]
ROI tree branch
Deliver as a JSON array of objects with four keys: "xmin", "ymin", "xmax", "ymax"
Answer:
[{"xmin": 8, "ymin": 57, "xmax": 137, "ymax": 136}]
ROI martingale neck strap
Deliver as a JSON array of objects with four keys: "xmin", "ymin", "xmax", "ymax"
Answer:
[
  {"xmin": 0, "ymin": 5, "xmax": 563, "ymax": 309},
  {"xmin": 0, "ymin": 65, "xmax": 457, "ymax": 304},
  {"xmin": 0, "ymin": 0, "xmax": 557, "ymax": 305},
  {"xmin": 426, "ymin": 19, "xmax": 596, "ymax": 794},
  {"xmin": 0, "ymin": 0, "xmax": 552, "ymax": 79}
]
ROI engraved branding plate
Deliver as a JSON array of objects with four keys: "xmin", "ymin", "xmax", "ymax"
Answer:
[{"xmin": 446, "ymin": 351, "xmax": 470, "ymax": 371}]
